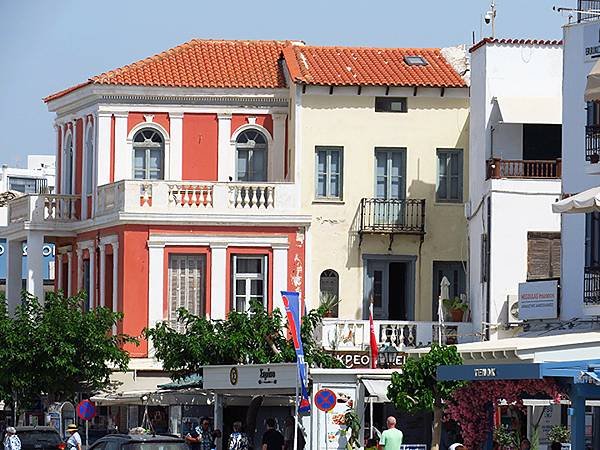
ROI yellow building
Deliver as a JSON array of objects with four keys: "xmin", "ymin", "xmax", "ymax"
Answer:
[{"xmin": 285, "ymin": 45, "xmax": 472, "ymax": 351}]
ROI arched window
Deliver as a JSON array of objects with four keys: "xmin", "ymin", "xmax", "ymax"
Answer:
[
  {"xmin": 85, "ymin": 126, "xmax": 94, "ymax": 195},
  {"xmin": 133, "ymin": 128, "xmax": 164, "ymax": 180},
  {"xmin": 320, "ymin": 269, "xmax": 339, "ymax": 317},
  {"xmin": 63, "ymin": 133, "xmax": 73, "ymax": 194},
  {"xmin": 236, "ymin": 129, "xmax": 267, "ymax": 182}
]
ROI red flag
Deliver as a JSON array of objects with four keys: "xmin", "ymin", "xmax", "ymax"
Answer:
[{"xmin": 369, "ymin": 302, "xmax": 378, "ymax": 368}]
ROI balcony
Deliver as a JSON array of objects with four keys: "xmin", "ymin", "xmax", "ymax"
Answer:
[
  {"xmin": 586, "ymin": 125, "xmax": 600, "ymax": 162},
  {"xmin": 584, "ymin": 266, "xmax": 600, "ymax": 306},
  {"xmin": 94, "ymin": 180, "xmax": 302, "ymax": 222},
  {"xmin": 8, "ymin": 194, "xmax": 80, "ymax": 225},
  {"xmin": 321, "ymin": 319, "xmax": 475, "ymax": 351},
  {"xmin": 486, "ymin": 158, "xmax": 562, "ymax": 179},
  {"xmin": 358, "ymin": 198, "xmax": 425, "ymax": 247},
  {"xmin": 578, "ymin": 0, "xmax": 600, "ymax": 22}
]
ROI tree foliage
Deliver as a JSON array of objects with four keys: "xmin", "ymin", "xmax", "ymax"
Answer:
[
  {"xmin": 145, "ymin": 299, "xmax": 342, "ymax": 379},
  {"xmin": 0, "ymin": 291, "xmax": 135, "ymax": 408},
  {"xmin": 387, "ymin": 344, "xmax": 463, "ymax": 413}
]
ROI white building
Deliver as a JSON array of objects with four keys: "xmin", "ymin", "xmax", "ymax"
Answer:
[
  {"xmin": 468, "ymin": 38, "xmax": 563, "ymax": 339},
  {"xmin": 0, "ymin": 155, "xmax": 55, "ymax": 196}
]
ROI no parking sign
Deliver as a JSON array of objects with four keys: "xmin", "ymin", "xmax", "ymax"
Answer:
[
  {"xmin": 314, "ymin": 388, "xmax": 337, "ymax": 412},
  {"xmin": 76, "ymin": 400, "xmax": 96, "ymax": 421}
]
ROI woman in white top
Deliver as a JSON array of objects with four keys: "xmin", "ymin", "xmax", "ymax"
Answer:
[{"xmin": 66, "ymin": 424, "xmax": 82, "ymax": 450}]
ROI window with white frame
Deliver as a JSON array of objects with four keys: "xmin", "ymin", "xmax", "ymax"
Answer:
[
  {"xmin": 168, "ymin": 254, "xmax": 206, "ymax": 330},
  {"xmin": 315, "ymin": 146, "xmax": 343, "ymax": 199},
  {"xmin": 133, "ymin": 128, "xmax": 164, "ymax": 180},
  {"xmin": 85, "ymin": 126, "xmax": 94, "ymax": 195},
  {"xmin": 63, "ymin": 133, "xmax": 74, "ymax": 194},
  {"xmin": 236, "ymin": 129, "xmax": 268, "ymax": 182},
  {"xmin": 232, "ymin": 255, "xmax": 268, "ymax": 312}
]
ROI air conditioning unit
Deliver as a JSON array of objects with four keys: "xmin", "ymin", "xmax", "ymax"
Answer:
[{"xmin": 507, "ymin": 294, "xmax": 521, "ymax": 324}]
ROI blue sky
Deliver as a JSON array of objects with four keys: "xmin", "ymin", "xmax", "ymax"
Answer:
[{"xmin": 0, "ymin": 0, "xmax": 567, "ymax": 166}]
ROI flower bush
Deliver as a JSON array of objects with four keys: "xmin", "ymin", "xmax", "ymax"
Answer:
[{"xmin": 444, "ymin": 379, "xmax": 565, "ymax": 448}]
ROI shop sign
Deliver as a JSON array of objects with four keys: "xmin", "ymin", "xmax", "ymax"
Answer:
[
  {"xmin": 328, "ymin": 351, "xmax": 405, "ymax": 369},
  {"xmin": 585, "ymin": 23, "xmax": 600, "ymax": 61},
  {"xmin": 202, "ymin": 363, "xmax": 298, "ymax": 390},
  {"xmin": 518, "ymin": 280, "xmax": 558, "ymax": 320}
]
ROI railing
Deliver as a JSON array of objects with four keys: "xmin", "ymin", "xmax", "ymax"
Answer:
[
  {"xmin": 321, "ymin": 319, "xmax": 475, "ymax": 350},
  {"xmin": 578, "ymin": 0, "xmax": 600, "ymax": 22},
  {"xmin": 584, "ymin": 266, "xmax": 600, "ymax": 306},
  {"xmin": 586, "ymin": 125, "xmax": 600, "ymax": 162},
  {"xmin": 94, "ymin": 180, "xmax": 298, "ymax": 218},
  {"xmin": 486, "ymin": 158, "xmax": 561, "ymax": 179},
  {"xmin": 8, "ymin": 194, "xmax": 81, "ymax": 224},
  {"xmin": 359, "ymin": 198, "xmax": 425, "ymax": 235}
]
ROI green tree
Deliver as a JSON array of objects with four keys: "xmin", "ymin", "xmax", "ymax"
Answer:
[
  {"xmin": 145, "ymin": 299, "xmax": 341, "ymax": 379},
  {"xmin": 387, "ymin": 344, "xmax": 463, "ymax": 450},
  {"xmin": 0, "ymin": 291, "xmax": 135, "ymax": 411}
]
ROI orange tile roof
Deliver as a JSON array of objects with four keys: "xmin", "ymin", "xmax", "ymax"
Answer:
[
  {"xmin": 469, "ymin": 38, "xmax": 563, "ymax": 53},
  {"xmin": 45, "ymin": 40, "xmax": 467, "ymax": 102},
  {"xmin": 284, "ymin": 45, "xmax": 467, "ymax": 88},
  {"xmin": 44, "ymin": 39, "xmax": 293, "ymax": 102}
]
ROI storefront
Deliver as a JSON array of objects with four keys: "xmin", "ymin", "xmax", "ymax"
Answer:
[{"xmin": 437, "ymin": 359, "xmax": 600, "ymax": 449}]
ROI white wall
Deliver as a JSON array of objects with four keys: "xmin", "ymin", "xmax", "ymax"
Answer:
[
  {"xmin": 468, "ymin": 42, "xmax": 563, "ymax": 337},
  {"xmin": 561, "ymin": 22, "xmax": 600, "ymax": 318}
]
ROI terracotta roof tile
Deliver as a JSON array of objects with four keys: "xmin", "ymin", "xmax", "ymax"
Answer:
[
  {"xmin": 44, "ymin": 39, "xmax": 294, "ymax": 102},
  {"xmin": 469, "ymin": 38, "xmax": 563, "ymax": 53},
  {"xmin": 284, "ymin": 46, "xmax": 466, "ymax": 88}
]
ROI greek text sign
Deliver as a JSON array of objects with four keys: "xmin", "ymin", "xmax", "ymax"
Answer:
[
  {"xmin": 518, "ymin": 280, "xmax": 558, "ymax": 320},
  {"xmin": 585, "ymin": 23, "xmax": 600, "ymax": 61},
  {"xmin": 203, "ymin": 363, "xmax": 298, "ymax": 390}
]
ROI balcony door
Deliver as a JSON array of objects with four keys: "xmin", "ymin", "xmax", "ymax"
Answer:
[
  {"xmin": 374, "ymin": 148, "xmax": 406, "ymax": 227},
  {"xmin": 365, "ymin": 257, "xmax": 414, "ymax": 321}
]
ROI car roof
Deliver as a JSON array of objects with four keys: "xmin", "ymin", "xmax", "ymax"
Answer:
[
  {"xmin": 98, "ymin": 434, "xmax": 185, "ymax": 442},
  {"xmin": 15, "ymin": 426, "xmax": 59, "ymax": 432}
]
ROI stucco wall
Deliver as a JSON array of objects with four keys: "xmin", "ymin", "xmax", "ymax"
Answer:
[{"xmin": 299, "ymin": 92, "xmax": 469, "ymax": 321}]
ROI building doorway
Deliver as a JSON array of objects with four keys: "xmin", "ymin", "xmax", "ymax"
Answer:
[{"xmin": 364, "ymin": 257, "xmax": 415, "ymax": 321}]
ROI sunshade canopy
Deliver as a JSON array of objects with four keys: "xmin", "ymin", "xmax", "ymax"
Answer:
[
  {"xmin": 552, "ymin": 186, "xmax": 600, "ymax": 214},
  {"xmin": 494, "ymin": 96, "xmax": 561, "ymax": 125},
  {"xmin": 586, "ymin": 59, "xmax": 600, "ymax": 102}
]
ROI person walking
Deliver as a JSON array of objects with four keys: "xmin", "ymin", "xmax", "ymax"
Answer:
[
  {"xmin": 186, "ymin": 418, "xmax": 213, "ymax": 450},
  {"xmin": 261, "ymin": 418, "xmax": 284, "ymax": 450},
  {"xmin": 3, "ymin": 427, "xmax": 21, "ymax": 450},
  {"xmin": 65, "ymin": 424, "xmax": 82, "ymax": 450},
  {"xmin": 228, "ymin": 422, "xmax": 249, "ymax": 450},
  {"xmin": 378, "ymin": 417, "xmax": 403, "ymax": 450}
]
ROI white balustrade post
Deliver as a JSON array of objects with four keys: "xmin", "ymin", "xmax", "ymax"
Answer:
[
  {"xmin": 272, "ymin": 243, "xmax": 289, "ymax": 314},
  {"xmin": 6, "ymin": 239, "xmax": 23, "ymax": 315},
  {"xmin": 210, "ymin": 243, "xmax": 228, "ymax": 320},
  {"xmin": 26, "ymin": 231, "xmax": 45, "ymax": 304}
]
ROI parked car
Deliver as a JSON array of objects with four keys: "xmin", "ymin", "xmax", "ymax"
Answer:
[
  {"xmin": 15, "ymin": 426, "xmax": 65, "ymax": 450},
  {"xmin": 88, "ymin": 434, "xmax": 187, "ymax": 450}
]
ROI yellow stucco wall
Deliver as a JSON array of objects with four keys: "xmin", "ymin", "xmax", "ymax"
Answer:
[{"xmin": 300, "ymin": 92, "xmax": 470, "ymax": 321}]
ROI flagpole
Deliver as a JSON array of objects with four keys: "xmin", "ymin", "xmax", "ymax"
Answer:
[{"xmin": 294, "ymin": 374, "xmax": 299, "ymax": 450}]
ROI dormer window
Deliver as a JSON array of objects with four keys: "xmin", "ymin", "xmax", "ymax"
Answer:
[
  {"xmin": 133, "ymin": 129, "xmax": 164, "ymax": 180},
  {"xmin": 404, "ymin": 56, "xmax": 428, "ymax": 66}
]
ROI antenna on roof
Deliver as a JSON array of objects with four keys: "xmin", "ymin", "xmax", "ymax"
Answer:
[{"xmin": 483, "ymin": 1, "xmax": 497, "ymax": 38}]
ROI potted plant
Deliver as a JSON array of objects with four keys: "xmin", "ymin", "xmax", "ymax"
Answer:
[
  {"xmin": 548, "ymin": 425, "xmax": 570, "ymax": 447},
  {"xmin": 493, "ymin": 424, "xmax": 519, "ymax": 449},
  {"xmin": 320, "ymin": 292, "xmax": 340, "ymax": 318},
  {"xmin": 442, "ymin": 297, "xmax": 468, "ymax": 322}
]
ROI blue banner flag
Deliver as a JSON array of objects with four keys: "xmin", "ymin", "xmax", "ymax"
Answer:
[{"xmin": 281, "ymin": 291, "xmax": 311, "ymax": 413}]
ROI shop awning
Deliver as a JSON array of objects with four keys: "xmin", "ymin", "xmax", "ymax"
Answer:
[
  {"xmin": 361, "ymin": 378, "xmax": 390, "ymax": 402},
  {"xmin": 552, "ymin": 187, "xmax": 600, "ymax": 214},
  {"xmin": 586, "ymin": 59, "xmax": 600, "ymax": 102},
  {"xmin": 493, "ymin": 96, "xmax": 561, "ymax": 125}
]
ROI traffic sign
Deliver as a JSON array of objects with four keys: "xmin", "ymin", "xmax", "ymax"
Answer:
[
  {"xmin": 76, "ymin": 400, "xmax": 96, "ymax": 421},
  {"xmin": 314, "ymin": 388, "xmax": 336, "ymax": 412}
]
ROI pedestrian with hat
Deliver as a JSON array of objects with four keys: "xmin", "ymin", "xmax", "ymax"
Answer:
[
  {"xmin": 66, "ymin": 424, "xmax": 82, "ymax": 450},
  {"xmin": 3, "ymin": 427, "xmax": 21, "ymax": 450}
]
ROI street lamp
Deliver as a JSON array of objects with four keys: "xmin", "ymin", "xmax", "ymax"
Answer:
[{"xmin": 377, "ymin": 343, "xmax": 399, "ymax": 369}]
